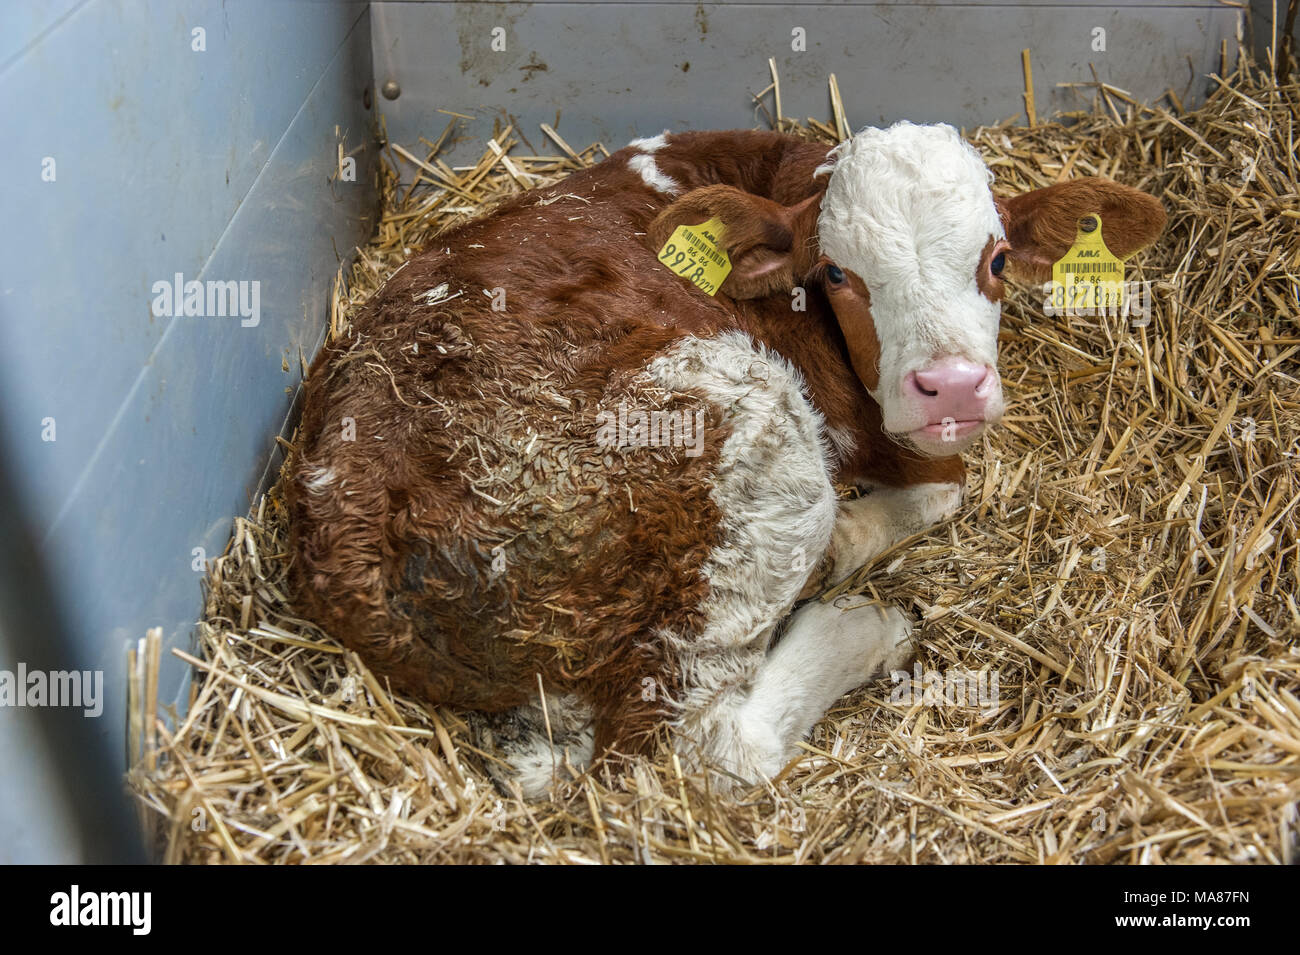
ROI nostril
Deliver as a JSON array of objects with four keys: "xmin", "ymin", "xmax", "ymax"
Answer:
[
  {"xmin": 906, "ymin": 370, "xmax": 940, "ymax": 398},
  {"xmin": 974, "ymin": 368, "xmax": 996, "ymax": 398}
]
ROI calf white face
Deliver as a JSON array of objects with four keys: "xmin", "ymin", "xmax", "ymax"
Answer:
[{"xmin": 817, "ymin": 122, "xmax": 1007, "ymax": 456}]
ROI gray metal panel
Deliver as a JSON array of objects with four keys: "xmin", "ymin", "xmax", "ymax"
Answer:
[
  {"xmin": 0, "ymin": 701, "xmax": 82, "ymax": 863},
  {"xmin": 373, "ymin": 2, "xmax": 1238, "ymax": 168},
  {"xmin": 42, "ymin": 5, "xmax": 379, "ymax": 714},
  {"xmin": 0, "ymin": 0, "xmax": 376, "ymax": 861},
  {"xmin": 0, "ymin": 0, "xmax": 85, "ymax": 70},
  {"xmin": 378, "ymin": 1, "xmax": 1212, "ymax": 5},
  {"xmin": 1250, "ymin": 0, "xmax": 1299, "ymax": 66},
  {"xmin": 0, "ymin": 0, "xmax": 369, "ymax": 522}
]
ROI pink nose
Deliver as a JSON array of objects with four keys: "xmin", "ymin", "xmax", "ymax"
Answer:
[{"xmin": 906, "ymin": 359, "xmax": 994, "ymax": 424}]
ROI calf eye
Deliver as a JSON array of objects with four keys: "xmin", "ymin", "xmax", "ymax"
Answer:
[
  {"xmin": 826, "ymin": 264, "xmax": 846, "ymax": 286},
  {"xmin": 990, "ymin": 252, "xmax": 1006, "ymax": 277}
]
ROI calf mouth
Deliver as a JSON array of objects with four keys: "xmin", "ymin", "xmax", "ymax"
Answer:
[{"xmin": 897, "ymin": 417, "xmax": 992, "ymax": 457}]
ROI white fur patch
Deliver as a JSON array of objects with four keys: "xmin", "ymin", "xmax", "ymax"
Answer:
[
  {"xmin": 825, "ymin": 425, "xmax": 858, "ymax": 467},
  {"xmin": 628, "ymin": 132, "xmax": 670, "ymax": 153},
  {"xmin": 628, "ymin": 152, "xmax": 681, "ymax": 195},
  {"xmin": 302, "ymin": 466, "xmax": 337, "ymax": 493},
  {"xmin": 480, "ymin": 693, "xmax": 594, "ymax": 800},
  {"xmin": 817, "ymin": 122, "xmax": 1005, "ymax": 435},
  {"xmin": 644, "ymin": 331, "xmax": 839, "ymax": 781},
  {"xmin": 507, "ymin": 726, "xmax": 595, "ymax": 800}
]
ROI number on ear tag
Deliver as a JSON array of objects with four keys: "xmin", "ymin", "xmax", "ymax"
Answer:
[
  {"xmin": 1051, "ymin": 214, "xmax": 1124, "ymax": 312},
  {"xmin": 657, "ymin": 218, "xmax": 732, "ymax": 296}
]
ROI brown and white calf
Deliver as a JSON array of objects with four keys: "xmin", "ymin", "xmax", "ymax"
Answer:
[{"xmin": 288, "ymin": 124, "xmax": 1163, "ymax": 796}]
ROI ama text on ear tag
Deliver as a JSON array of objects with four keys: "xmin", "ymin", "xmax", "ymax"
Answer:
[
  {"xmin": 1051, "ymin": 214, "xmax": 1124, "ymax": 312},
  {"xmin": 657, "ymin": 217, "xmax": 732, "ymax": 296}
]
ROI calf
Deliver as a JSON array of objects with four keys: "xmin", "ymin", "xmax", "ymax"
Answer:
[{"xmin": 288, "ymin": 123, "xmax": 1164, "ymax": 796}]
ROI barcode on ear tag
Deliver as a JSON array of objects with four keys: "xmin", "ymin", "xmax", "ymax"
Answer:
[
  {"xmin": 657, "ymin": 217, "xmax": 732, "ymax": 296},
  {"xmin": 1051, "ymin": 213, "xmax": 1124, "ymax": 312}
]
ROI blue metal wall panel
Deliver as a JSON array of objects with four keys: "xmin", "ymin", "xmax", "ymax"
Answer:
[
  {"xmin": 0, "ymin": 0, "xmax": 377, "ymax": 861},
  {"xmin": 0, "ymin": 701, "xmax": 82, "ymax": 863},
  {"xmin": 0, "ymin": 0, "xmax": 369, "ymax": 521},
  {"xmin": 0, "ymin": 0, "xmax": 85, "ymax": 71}
]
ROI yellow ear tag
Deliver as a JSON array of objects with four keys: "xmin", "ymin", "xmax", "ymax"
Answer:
[
  {"xmin": 657, "ymin": 217, "xmax": 732, "ymax": 296},
  {"xmin": 1051, "ymin": 214, "xmax": 1124, "ymax": 313}
]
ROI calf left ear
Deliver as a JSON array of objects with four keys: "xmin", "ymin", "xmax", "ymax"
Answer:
[
  {"xmin": 996, "ymin": 178, "xmax": 1166, "ymax": 283},
  {"xmin": 647, "ymin": 185, "xmax": 820, "ymax": 298}
]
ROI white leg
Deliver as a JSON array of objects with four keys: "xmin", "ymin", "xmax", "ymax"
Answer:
[
  {"xmin": 471, "ymin": 694, "xmax": 594, "ymax": 799},
  {"xmin": 687, "ymin": 597, "xmax": 915, "ymax": 786},
  {"xmin": 827, "ymin": 481, "xmax": 963, "ymax": 584}
]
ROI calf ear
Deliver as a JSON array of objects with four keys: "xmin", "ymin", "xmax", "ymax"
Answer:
[
  {"xmin": 996, "ymin": 178, "xmax": 1166, "ymax": 283},
  {"xmin": 647, "ymin": 185, "xmax": 820, "ymax": 298}
]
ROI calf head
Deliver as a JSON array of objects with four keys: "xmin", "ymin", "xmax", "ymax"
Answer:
[
  {"xmin": 815, "ymin": 122, "xmax": 1164, "ymax": 455},
  {"xmin": 649, "ymin": 122, "xmax": 1166, "ymax": 458}
]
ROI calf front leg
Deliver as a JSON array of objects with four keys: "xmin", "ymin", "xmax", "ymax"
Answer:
[
  {"xmin": 686, "ymin": 597, "xmax": 915, "ymax": 786},
  {"xmin": 801, "ymin": 481, "xmax": 965, "ymax": 595}
]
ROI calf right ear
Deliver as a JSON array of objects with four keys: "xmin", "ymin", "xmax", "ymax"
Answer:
[
  {"xmin": 997, "ymin": 178, "xmax": 1166, "ymax": 283},
  {"xmin": 647, "ymin": 185, "xmax": 820, "ymax": 298}
]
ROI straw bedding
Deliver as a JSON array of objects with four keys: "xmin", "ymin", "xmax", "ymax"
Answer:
[{"xmin": 128, "ymin": 51, "xmax": 1300, "ymax": 864}]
